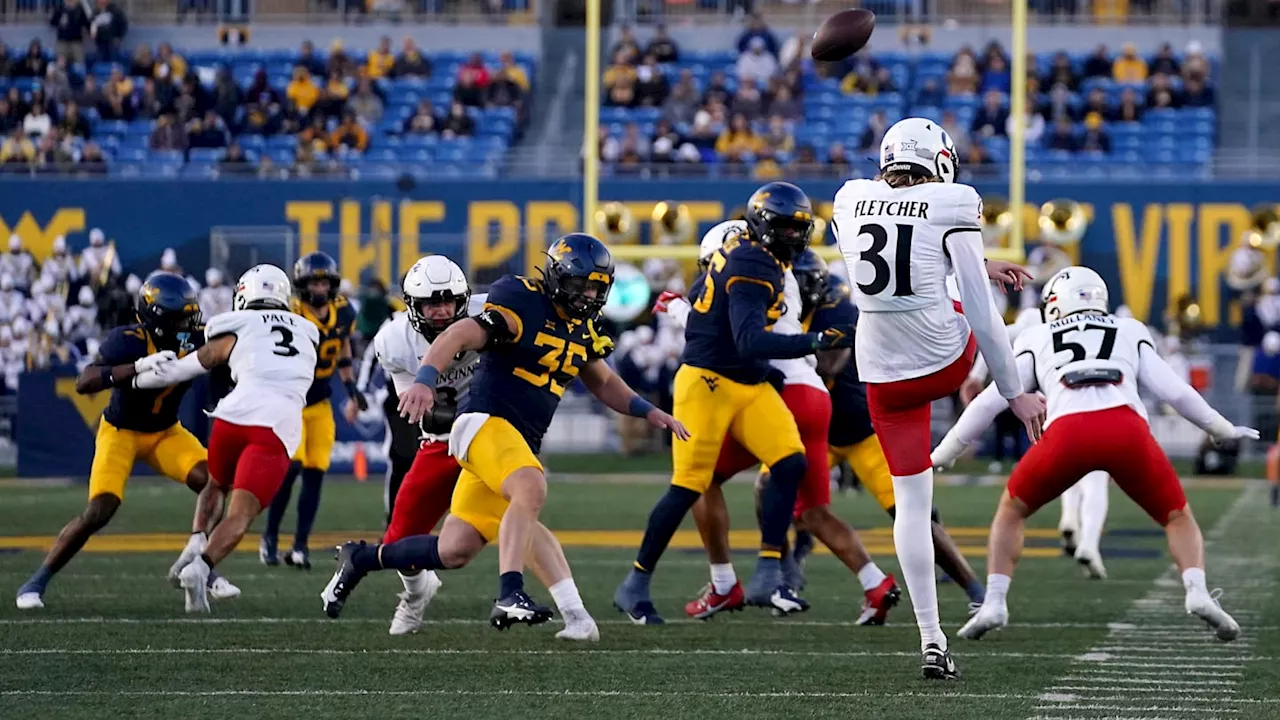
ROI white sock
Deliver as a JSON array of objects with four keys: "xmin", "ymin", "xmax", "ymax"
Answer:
[
  {"xmin": 399, "ymin": 570, "xmax": 428, "ymax": 594},
  {"xmin": 1182, "ymin": 567, "xmax": 1207, "ymax": 594},
  {"xmin": 892, "ymin": 468, "xmax": 944, "ymax": 650},
  {"xmin": 1077, "ymin": 472, "xmax": 1109, "ymax": 555},
  {"xmin": 856, "ymin": 561, "xmax": 887, "ymax": 592},
  {"xmin": 709, "ymin": 563, "xmax": 737, "ymax": 595},
  {"xmin": 549, "ymin": 578, "xmax": 586, "ymax": 616},
  {"xmin": 986, "ymin": 573, "xmax": 1011, "ymax": 607},
  {"xmin": 1059, "ymin": 483, "xmax": 1081, "ymax": 534},
  {"xmin": 185, "ymin": 532, "xmax": 208, "ymax": 555}
]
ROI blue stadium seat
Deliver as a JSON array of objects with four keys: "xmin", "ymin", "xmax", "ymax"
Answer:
[{"xmin": 189, "ymin": 148, "xmax": 226, "ymax": 162}]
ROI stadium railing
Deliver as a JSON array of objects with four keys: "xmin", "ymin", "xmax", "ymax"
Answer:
[{"xmin": 0, "ymin": 0, "xmax": 537, "ymax": 26}]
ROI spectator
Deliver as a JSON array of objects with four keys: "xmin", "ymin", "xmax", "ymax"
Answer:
[
  {"xmin": 1083, "ymin": 87, "xmax": 1110, "ymax": 118},
  {"xmin": 77, "ymin": 141, "xmax": 107, "ymax": 175},
  {"xmin": 0, "ymin": 236, "xmax": 37, "ymax": 291},
  {"xmin": 188, "ymin": 110, "xmax": 229, "ymax": 149},
  {"xmin": 155, "ymin": 42, "xmax": 187, "ymax": 82},
  {"xmin": 980, "ymin": 53, "xmax": 1012, "ymax": 94},
  {"xmin": 17, "ymin": 40, "xmax": 48, "ymax": 79},
  {"xmin": 791, "ymin": 143, "xmax": 817, "ymax": 171},
  {"xmin": 768, "ymin": 85, "xmax": 801, "ymax": 122},
  {"xmin": 391, "ymin": 38, "xmax": 432, "ymax": 78},
  {"xmin": 1112, "ymin": 43, "xmax": 1148, "ymax": 83},
  {"xmin": 149, "ymin": 113, "xmax": 187, "ymax": 151},
  {"xmin": 403, "ymin": 100, "xmax": 440, "ymax": 134},
  {"xmin": 366, "ymin": 36, "xmax": 395, "ymax": 79},
  {"xmin": 0, "ymin": 43, "xmax": 12, "ymax": 78},
  {"xmin": 326, "ymin": 40, "xmax": 354, "ymax": 79},
  {"xmin": 1083, "ymin": 44, "xmax": 1110, "ymax": 78},
  {"xmin": 1046, "ymin": 116, "xmax": 1079, "ymax": 151},
  {"xmin": 609, "ymin": 24, "xmax": 641, "ymax": 63},
  {"xmin": 319, "ymin": 69, "xmax": 350, "ymax": 118},
  {"xmin": 779, "ymin": 32, "xmax": 811, "ymax": 71},
  {"xmin": 0, "ymin": 127, "xmax": 34, "ymax": 170},
  {"xmin": 453, "ymin": 70, "xmax": 486, "ymax": 108},
  {"xmin": 45, "ymin": 59, "xmax": 73, "ymax": 106},
  {"xmin": 1042, "ymin": 51, "xmax": 1077, "ymax": 91},
  {"xmin": 50, "ymin": 0, "xmax": 90, "ymax": 65},
  {"xmin": 287, "ymin": 67, "xmax": 320, "ymax": 116},
  {"xmin": 827, "ymin": 141, "xmax": 851, "ymax": 178},
  {"xmin": 687, "ymin": 109, "xmax": 719, "ymax": 150},
  {"xmin": 1080, "ymin": 112, "xmax": 1110, "ymax": 152},
  {"xmin": 737, "ymin": 13, "xmax": 779, "ymax": 57},
  {"xmin": 859, "ymin": 110, "xmax": 889, "ymax": 153},
  {"xmin": 947, "ymin": 48, "xmax": 980, "ymax": 95},
  {"xmin": 1006, "ymin": 105, "xmax": 1045, "ymax": 144},
  {"xmin": 218, "ymin": 141, "xmax": 256, "ymax": 175},
  {"xmin": 645, "ymin": 23, "xmax": 679, "ymax": 64},
  {"xmin": 89, "ymin": 0, "xmax": 128, "ymax": 63},
  {"xmin": 1183, "ymin": 76, "xmax": 1215, "ymax": 107},
  {"xmin": 916, "ymin": 77, "xmax": 946, "ymax": 107},
  {"xmin": 941, "ymin": 109, "xmax": 972, "ymax": 156},
  {"xmin": 604, "ymin": 48, "xmax": 637, "ymax": 92},
  {"xmin": 731, "ymin": 77, "xmax": 765, "ymax": 120},
  {"xmin": 295, "ymin": 40, "xmax": 325, "ymax": 78},
  {"xmin": 605, "ymin": 78, "xmax": 637, "ymax": 108},
  {"xmin": 329, "ymin": 112, "xmax": 368, "ymax": 153},
  {"xmin": 59, "ymin": 102, "xmax": 90, "ymax": 140},
  {"xmin": 4, "ymin": 89, "xmax": 26, "ymax": 124},
  {"xmin": 23, "ymin": 102, "xmax": 53, "ymax": 140},
  {"xmin": 457, "ymin": 53, "xmax": 490, "ymax": 91},
  {"xmin": 64, "ymin": 285, "xmax": 99, "ymax": 346},
  {"xmin": 74, "ymin": 75, "xmax": 105, "ymax": 110},
  {"xmin": 634, "ymin": 55, "xmax": 668, "ymax": 107},
  {"xmin": 761, "ymin": 114, "xmax": 793, "ymax": 154},
  {"xmin": 298, "ymin": 115, "xmax": 330, "ymax": 152},
  {"xmin": 107, "ymin": 66, "xmax": 134, "ymax": 100},
  {"xmin": 441, "ymin": 102, "xmax": 475, "ymax": 139},
  {"xmin": 650, "ymin": 119, "xmax": 681, "ymax": 162},
  {"xmin": 662, "ymin": 69, "xmax": 700, "ymax": 124},
  {"xmin": 131, "ymin": 78, "xmax": 159, "ymax": 121},
  {"xmin": 715, "ymin": 113, "xmax": 763, "ymax": 157},
  {"xmin": 0, "ymin": 100, "xmax": 10, "ymax": 136},
  {"xmin": 1111, "ymin": 88, "xmax": 1143, "ymax": 122},
  {"xmin": 212, "ymin": 67, "xmax": 242, "ymax": 127},
  {"xmin": 78, "ymin": 228, "xmax": 119, "ymax": 282},
  {"xmin": 1150, "ymin": 42, "xmax": 1180, "ymax": 77},
  {"xmin": 130, "ymin": 44, "xmax": 155, "ymax": 77},
  {"xmin": 1146, "ymin": 73, "xmax": 1181, "ymax": 109},
  {"xmin": 43, "ymin": 235, "xmax": 79, "ymax": 284},
  {"xmin": 198, "ymin": 268, "xmax": 233, "ymax": 318},
  {"xmin": 736, "ymin": 37, "xmax": 779, "ymax": 84},
  {"xmin": 349, "ymin": 77, "xmax": 384, "ymax": 125},
  {"xmin": 489, "ymin": 54, "xmax": 529, "ymax": 112},
  {"xmin": 1182, "ymin": 40, "xmax": 1209, "ymax": 82},
  {"xmin": 970, "ymin": 90, "xmax": 1009, "ymax": 137},
  {"xmin": 703, "ymin": 70, "xmax": 732, "ymax": 107}
]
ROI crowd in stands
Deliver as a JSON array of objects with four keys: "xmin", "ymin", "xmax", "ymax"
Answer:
[
  {"xmin": 599, "ymin": 15, "xmax": 1218, "ymax": 179},
  {"xmin": 0, "ymin": 24, "xmax": 534, "ymax": 178}
]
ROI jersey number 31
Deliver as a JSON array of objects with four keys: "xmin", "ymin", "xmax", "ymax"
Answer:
[{"xmin": 855, "ymin": 223, "xmax": 915, "ymax": 298}]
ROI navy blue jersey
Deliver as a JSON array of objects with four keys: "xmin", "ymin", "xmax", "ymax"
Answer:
[
  {"xmin": 292, "ymin": 295, "xmax": 357, "ymax": 406},
  {"xmin": 809, "ymin": 296, "xmax": 875, "ymax": 447},
  {"xmin": 681, "ymin": 237, "xmax": 788, "ymax": 385},
  {"xmin": 97, "ymin": 324, "xmax": 203, "ymax": 433},
  {"xmin": 463, "ymin": 275, "xmax": 611, "ymax": 454}
]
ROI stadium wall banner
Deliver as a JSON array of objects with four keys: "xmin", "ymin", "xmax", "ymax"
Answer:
[{"xmin": 1, "ymin": 178, "xmax": 1275, "ymax": 330}]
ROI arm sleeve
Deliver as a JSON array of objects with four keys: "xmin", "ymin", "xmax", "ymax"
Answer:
[
  {"xmin": 667, "ymin": 297, "xmax": 692, "ymax": 329},
  {"xmin": 727, "ymin": 280, "xmax": 816, "ymax": 360},
  {"xmin": 947, "ymin": 228, "xmax": 1022, "ymax": 399},
  {"xmin": 1137, "ymin": 343, "xmax": 1234, "ymax": 436}
]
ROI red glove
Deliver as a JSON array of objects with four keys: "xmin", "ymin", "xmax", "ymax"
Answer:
[{"xmin": 652, "ymin": 290, "xmax": 683, "ymax": 315}]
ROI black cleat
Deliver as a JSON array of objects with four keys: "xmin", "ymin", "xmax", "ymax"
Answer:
[
  {"xmin": 320, "ymin": 542, "xmax": 369, "ymax": 619},
  {"xmin": 921, "ymin": 643, "xmax": 960, "ymax": 681},
  {"xmin": 259, "ymin": 536, "xmax": 280, "ymax": 567},
  {"xmin": 490, "ymin": 590, "xmax": 554, "ymax": 630},
  {"xmin": 284, "ymin": 548, "xmax": 312, "ymax": 570},
  {"xmin": 1060, "ymin": 529, "xmax": 1077, "ymax": 558}
]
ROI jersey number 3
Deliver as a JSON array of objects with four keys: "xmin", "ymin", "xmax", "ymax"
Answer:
[
  {"xmin": 856, "ymin": 224, "xmax": 915, "ymax": 298},
  {"xmin": 272, "ymin": 326, "xmax": 299, "ymax": 357}
]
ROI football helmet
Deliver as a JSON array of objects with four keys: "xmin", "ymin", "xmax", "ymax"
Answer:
[
  {"xmin": 744, "ymin": 181, "xmax": 815, "ymax": 264},
  {"xmin": 791, "ymin": 248, "xmax": 829, "ymax": 320},
  {"xmin": 293, "ymin": 251, "xmax": 341, "ymax": 307},
  {"xmin": 698, "ymin": 220, "xmax": 747, "ymax": 272},
  {"xmin": 235, "ymin": 264, "xmax": 293, "ymax": 312},
  {"xmin": 543, "ymin": 233, "xmax": 615, "ymax": 320},
  {"xmin": 1041, "ymin": 266, "xmax": 1109, "ymax": 322},
  {"xmin": 403, "ymin": 255, "xmax": 470, "ymax": 339},
  {"xmin": 137, "ymin": 271, "xmax": 201, "ymax": 350},
  {"xmin": 879, "ymin": 117, "xmax": 958, "ymax": 184}
]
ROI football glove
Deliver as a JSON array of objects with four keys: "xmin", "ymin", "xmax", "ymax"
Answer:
[
  {"xmin": 1207, "ymin": 420, "xmax": 1260, "ymax": 445},
  {"xmin": 134, "ymin": 351, "xmax": 177, "ymax": 375},
  {"xmin": 652, "ymin": 291, "xmax": 683, "ymax": 315},
  {"xmin": 813, "ymin": 325, "xmax": 854, "ymax": 351}
]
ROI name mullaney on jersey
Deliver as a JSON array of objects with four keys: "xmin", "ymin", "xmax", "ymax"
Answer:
[
  {"xmin": 847, "ymin": 199, "xmax": 931, "ymax": 220},
  {"xmin": 1049, "ymin": 314, "xmax": 1117, "ymax": 330}
]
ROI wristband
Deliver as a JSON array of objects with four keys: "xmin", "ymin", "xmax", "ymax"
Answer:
[
  {"xmin": 338, "ymin": 357, "xmax": 353, "ymax": 369},
  {"xmin": 627, "ymin": 395, "xmax": 655, "ymax": 418},
  {"xmin": 415, "ymin": 365, "xmax": 440, "ymax": 388}
]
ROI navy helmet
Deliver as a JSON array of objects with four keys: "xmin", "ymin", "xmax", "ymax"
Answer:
[
  {"xmin": 792, "ymin": 248, "xmax": 829, "ymax": 320},
  {"xmin": 136, "ymin": 271, "xmax": 201, "ymax": 350},
  {"xmin": 744, "ymin": 181, "xmax": 815, "ymax": 265},
  {"xmin": 824, "ymin": 273, "xmax": 853, "ymax": 307},
  {"xmin": 293, "ymin": 251, "xmax": 341, "ymax": 307},
  {"xmin": 542, "ymin": 233, "xmax": 615, "ymax": 320}
]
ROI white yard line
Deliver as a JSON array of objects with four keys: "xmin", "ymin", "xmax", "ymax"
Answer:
[
  {"xmin": 1029, "ymin": 484, "xmax": 1274, "ymax": 720},
  {"xmin": 0, "ymin": 688, "xmax": 1033, "ymax": 701}
]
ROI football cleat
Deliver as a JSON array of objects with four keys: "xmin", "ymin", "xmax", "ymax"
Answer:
[
  {"xmin": 1060, "ymin": 529, "xmax": 1077, "ymax": 558},
  {"xmin": 389, "ymin": 571, "xmax": 443, "ymax": 636},
  {"xmin": 855, "ymin": 574, "xmax": 901, "ymax": 626},
  {"xmin": 555, "ymin": 610, "xmax": 601, "ymax": 642},
  {"xmin": 321, "ymin": 542, "xmax": 370, "ymax": 619},
  {"xmin": 490, "ymin": 590, "xmax": 554, "ymax": 630},
  {"xmin": 1186, "ymin": 588, "xmax": 1240, "ymax": 642},
  {"xmin": 1075, "ymin": 547, "xmax": 1108, "ymax": 580},
  {"xmin": 685, "ymin": 581, "xmax": 746, "ymax": 620},
  {"xmin": 15, "ymin": 591, "xmax": 43, "ymax": 610},
  {"xmin": 957, "ymin": 602, "xmax": 1008, "ymax": 640},
  {"xmin": 259, "ymin": 536, "xmax": 280, "ymax": 567},
  {"xmin": 921, "ymin": 642, "xmax": 960, "ymax": 680},
  {"xmin": 760, "ymin": 585, "xmax": 809, "ymax": 616},
  {"xmin": 179, "ymin": 559, "xmax": 211, "ymax": 614},
  {"xmin": 284, "ymin": 548, "xmax": 312, "ymax": 570},
  {"xmin": 614, "ymin": 583, "xmax": 665, "ymax": 625},
  {"xmin": 208, "ymin": 574, "xmax": 241, "ymax": 601}
]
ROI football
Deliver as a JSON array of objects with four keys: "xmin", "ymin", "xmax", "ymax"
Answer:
[{"xmin": 811, "ymin": 8, "xmax": 876, "ymax": 62}]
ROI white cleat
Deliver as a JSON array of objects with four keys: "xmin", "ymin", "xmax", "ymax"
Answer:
[
  {"xmin": 208, "ymin": 575, "xmax": 241, "ymax": 601},
  {"xmin": 15, "ymin": 592, "xmax": 44, "ymax": 610},
  {"xmin": 179, "ymin": 560, "xmax": 211, "ymax": 614},
  {"xmin": 957, "ymin": 602, "xmax": 1008, "ymax": 640},
  {"xmin": 168, "ymin": 533, "xmax": 207, "ymax": 588},
  {"xmin": 1074, "ymin": 547, "xmax": 1108, "ymax": 580},
  {"xmin": 388, "ymin": 571, "xmax": 443, "ymax": 636},
  {"xmin": 555, "ymin": 612, "xmax": 600, "ymax": 642},
  {"xmin": 1186, "ymin": 589, "xmax": 1240, "ymax": 642}
]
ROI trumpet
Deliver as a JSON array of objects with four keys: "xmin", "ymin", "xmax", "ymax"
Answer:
[
  {"xmin": 1244, "ymin": 203, "xmax": 1280, "ymax": 251},
  {"xmin": 651, "ymin": 201, "xmax": 695, "ymax": 246},
  {"xmin": 811, "ymin": 216, "xmax": 828, "ymax": 245},
  {"xmin": 1038, "ymin": 199, "xmax": 1088, "ymax": 246},
  {"xmin": 594, "ymin": 202, "xmax": 637, "ymax": 245},
  {"xmin": 981, "ymin": 194, "xmax": 1015, "ymax": 249}
]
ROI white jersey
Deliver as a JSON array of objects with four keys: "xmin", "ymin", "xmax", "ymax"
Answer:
[
  {"xmin": 833, "ymin": 178, "xmax": 1020, "ymax": 397},
  {"xmin": 770, "ymin": 270, "xmax": 824, "ymax": 391},
  {"xmin": 206, "ymin": 309, "xmax": 319, "ymax": 456},
  {"xmin": 1014, "ymin": 314, "xmax": 1150, "ymax": 426},
  {"xmin": 372, "ymin": 294, "xmax": 486, "ymax": 441}
]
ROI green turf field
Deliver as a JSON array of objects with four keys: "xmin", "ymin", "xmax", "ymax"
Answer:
[{"xmin": 0, "ymin": 475, "xmax": 1277, "ymax": 720}]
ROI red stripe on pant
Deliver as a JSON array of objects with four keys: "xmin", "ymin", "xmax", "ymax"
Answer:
[
  {"xmin": 714, "ymin": 383, "xmax": 832, "ymax": 518},
  {"xmin": 865, "ymin": 334, "xmax": 977, "ymax": 477},
  {"xmin": 382, "ymin": 440, "xmax": 461, "ymax": 544},
  {"xmin": 1007, "ymin": 405, "xmax": 1187, "ymax": 525},
  {"xmin": 208, "ymin": 419, "xmax": 292, "ymax": 507}
]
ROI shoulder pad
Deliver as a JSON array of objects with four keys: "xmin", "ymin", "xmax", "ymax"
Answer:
[
  {"xmin": 724, "ymin": 243, "xmax": 782, "ymax": 280},
  {"xmin": 289, "ymin": 297, "xmax": 303, "ymax": 314},
  {"xmin": 333, "ymin": 294, "xmax": 349, "ymax": 309},
  {"xmin": 486, "ymin": 274, "xmax": 542, "ymax": 307}
]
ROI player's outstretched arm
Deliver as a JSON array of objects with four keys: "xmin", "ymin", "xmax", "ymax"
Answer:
[
  {"xmin": 946, "ymin": 230, "xmax": 1022, "ymax": 399},
  {"xmin": 400, "ymin": 315, "xmax": 502, "ymax": 424},
  {"xmin": 727, "ymin": 281, "xmax": 846, "ymax": 360},
  {"xmin": 1137, "ymin": 343, "xmax": 1259, "ymax": 443},
  {"xmin": 134, "ymin": 335, "xmax": 237, "ymax": 390},
  {"xmin": 931, "ymin": 381, "xmax": 1011, "ymax": 469},
  {"xmin": 579, "ymin": 359, "xmax": 690, "ymax": 440},
  {"xmin": 75, "ymin": 361, "xmax": 141, "ymax": 395}
]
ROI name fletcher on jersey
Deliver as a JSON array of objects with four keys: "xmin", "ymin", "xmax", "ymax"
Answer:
[{"xmin": 843, "ymin": 199, "xmax": 931, "ymax": 220}]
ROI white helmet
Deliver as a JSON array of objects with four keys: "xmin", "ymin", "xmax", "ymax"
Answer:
[
  {"xmin": 1041, "ymin": 266, "xmax": 1109, "ymax": 322},
  {"xmin": 403, "ymin": 255, "xmax": 470, "ymax": 338},
  {"xmin": 234, "ymin": 264, "xmax": 292, "ymax": 311},
  {"xmin": 879, "ymin": 117, "xmax": 958, "ymax": 184},
  {"xmin": 699, "ymin": 220, "xmax": 747, "ymax": 269}
]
